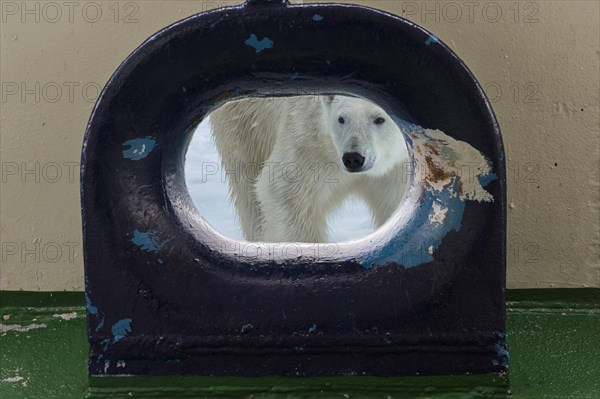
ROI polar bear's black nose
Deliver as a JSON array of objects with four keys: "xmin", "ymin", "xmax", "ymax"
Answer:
[{"xmin": 343, "ymin": 152, "xmax": 365, "ymax": 172}]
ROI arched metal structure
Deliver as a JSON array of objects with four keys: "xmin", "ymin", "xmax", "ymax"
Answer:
[{"xmin": 82, "ymin": 0, "xmax": 507, "ymax": 376}]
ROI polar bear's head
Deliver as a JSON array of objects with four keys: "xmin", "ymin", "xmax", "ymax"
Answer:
[{"xmin": 323, "ymin": 95, "xmax": 406, "ymax": 176}]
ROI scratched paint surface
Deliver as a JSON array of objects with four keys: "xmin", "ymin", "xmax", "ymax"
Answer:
[
  {"xmin": 1, "ymin": 290, "xmax": 598, "ymax": 398},
  {"xmin": 131, "ymin": 229, "xmax": 165, "ymax": 252},
  {"xmin": 0, "ymin": 293, "xmax": 87, "ymax": 398},
  {"xmin": 122, "ymin": 137, "xmax": 156, "ymax": 160},
  {"xmin": 361, "ymin": 119, "xmax": 496, "ymax": 268},
  {"xmin": 425, "ymin": 34, "xmax": 439, "ymax": 45},
  {"xmin": 110, "ymin": 319, "xmax": 132, "ymax": 343},
  {"xmin": 244, "ymin": 33, "xmax": 274, "ymax": 53}
]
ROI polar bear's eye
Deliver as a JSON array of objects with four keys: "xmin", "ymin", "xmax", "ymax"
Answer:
[
  {"xmin": 338, "ymin": 117, "xmax": 345, "ymax": 124},
  {"xmin": 374, "ymin": 117, "xmax": 385, "ymax": 125}
]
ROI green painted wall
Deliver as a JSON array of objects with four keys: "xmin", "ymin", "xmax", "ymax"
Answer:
[{"xmin": 1, "ymin": 289, "xmax": 598, "ymax": 398}]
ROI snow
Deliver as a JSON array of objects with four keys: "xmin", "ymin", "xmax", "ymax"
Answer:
[{"xmin": 184, "ymin": 118, "xmax": 376, "ymax": 242}]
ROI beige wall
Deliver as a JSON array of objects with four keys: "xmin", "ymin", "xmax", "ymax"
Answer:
[{"xmin": 1, "ymin": 0, "xmax": 598, "ymax": 291}]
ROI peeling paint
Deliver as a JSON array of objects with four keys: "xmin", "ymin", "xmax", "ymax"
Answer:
[
  {"xmin": 429, "ymin": 201, "xmax": 448, "ymax": 225},
  {"xmin": 131, "ymin": 229, "xmax": 165, "ymax": 252},
  {"xmin": 1, "ymin": 323, "xmax": 47, "ymax": 335},
  {"xmin": 410, "ymin": 126, "xmax": 495, "ymax": 203},
  {"xmin": 425, "ymin": 34, "xmax": 438, "ymax": 45},
  {"xmin": 122, "ymin": 137, "xmax": 156, "ymax": 160},
  {"xmin": 240, "ymin": 323, "xmax": 254, "ymax": 334},
  {"xmin": 478, "ymin": 171, "xmax": 498, "ymax": 188},
  {"xmin": 52, "ymin": 311, "xmax": 77, "ymax": 321},
  {"xmin": 86, "ymin": 293, "xmax": 98, "ymax": 315},
  {"xmin": 95, "ymin": 317, "xmax": 105, "ymax": 332},
  {"xmin": 2, "ymin": 376, "xmax": 24, "ymax": 383},
  {"xmin": 111, "ymin": 319, "xmax": 132, "ymax": 343},
  {"xmin": 361, "ymin": 118, "xmax": 497, "ymax": 268},
  {"xmin": 244, "ymin": 33, "xmax": 273, "ymax": 53},
  {"xmin": 495, "ymin": 342, "xmax": 510, "ymax": 367}
]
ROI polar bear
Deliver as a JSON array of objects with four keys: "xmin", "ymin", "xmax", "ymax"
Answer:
[{"xmin": 209, "ymin": 95, "xmax": 409, "ymax": 243}]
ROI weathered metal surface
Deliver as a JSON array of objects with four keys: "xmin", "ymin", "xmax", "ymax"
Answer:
[{"xmin": 81, "ymin": 0, "xmax": 507, "ymax": 376}]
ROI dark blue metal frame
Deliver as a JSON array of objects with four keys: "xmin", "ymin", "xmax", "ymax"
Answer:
[{"xmin": 82, "ymin": 0, "xmax": 507, "ymax": 376}]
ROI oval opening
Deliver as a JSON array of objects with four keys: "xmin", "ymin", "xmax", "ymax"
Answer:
[{"xmin": 184, "ymin": 94, "xmax": 411, "ymax": 244}]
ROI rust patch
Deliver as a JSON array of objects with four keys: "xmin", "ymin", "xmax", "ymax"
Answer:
[
  {"xmin": 423, "ymin": 142, "xmax": 440, "ymax": 156},
  {"xmin": 425, "ymin": 156, "xmax": 452, "ymax": 182}
]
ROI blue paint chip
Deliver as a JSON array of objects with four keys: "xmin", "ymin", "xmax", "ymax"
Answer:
[
  {"xmin": 86, "ymin": 293, "xmax": 98, "ymax": 315},
  {"xmin": 362, "ymin": 176, "xmax": 465, "ymax": 268},
  {"xmin": 402, "ymin": 131, "xmax": 414, "ymax": 148},
  {"xmin": 361, "ymin": 116, "xmax": 495, "ymax": 269},
  {"xmin": 495, "ymin": 342, "xmax": 510, "ymax": 367},
  {"xmin": 111, "ymin": 318, "xmax": 132, "ymax": 343},
  {"xmin": 131, "ymin": 229, "xmax": 164, "ymax": 252},
  {"xmin": 95, "ymin": 316, "xmax": 105, "ymax": 332},
  {"xmin": 478, "ymin": 171, "xmax": 497, "ymax": 187},
  {"xmin": 393, "ymin": 116, "xmax": 424, "ymax": 137},
  {"xmin": 312, "ymin": 14, "xmax": 324, "ymax": 21},
  {"xmin": 308, "ymin": 324, "xmax": 317, "ymax": 333},
  {"xmin": 122, "ymin": 137, "xmax": 156, "ymax": 160},
  {"xmin": 100, "ymin": 338, "xmax": 110, "ymax": 352},
  {"xmin": 244, "ymin": 34, "xmax": 273, "ymax": 53},
  {"xmin": 325, "ymin": 60, "xmax": 331, "ymax": 65},
  {"xmin": 425, "ymin": 34, "xmax": 439, "ymax": 46}
]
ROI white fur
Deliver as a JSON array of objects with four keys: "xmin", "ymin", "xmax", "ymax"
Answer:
[{"xmin": 209, "ymin": 95, "xmax": 410, "ymax": 242}]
